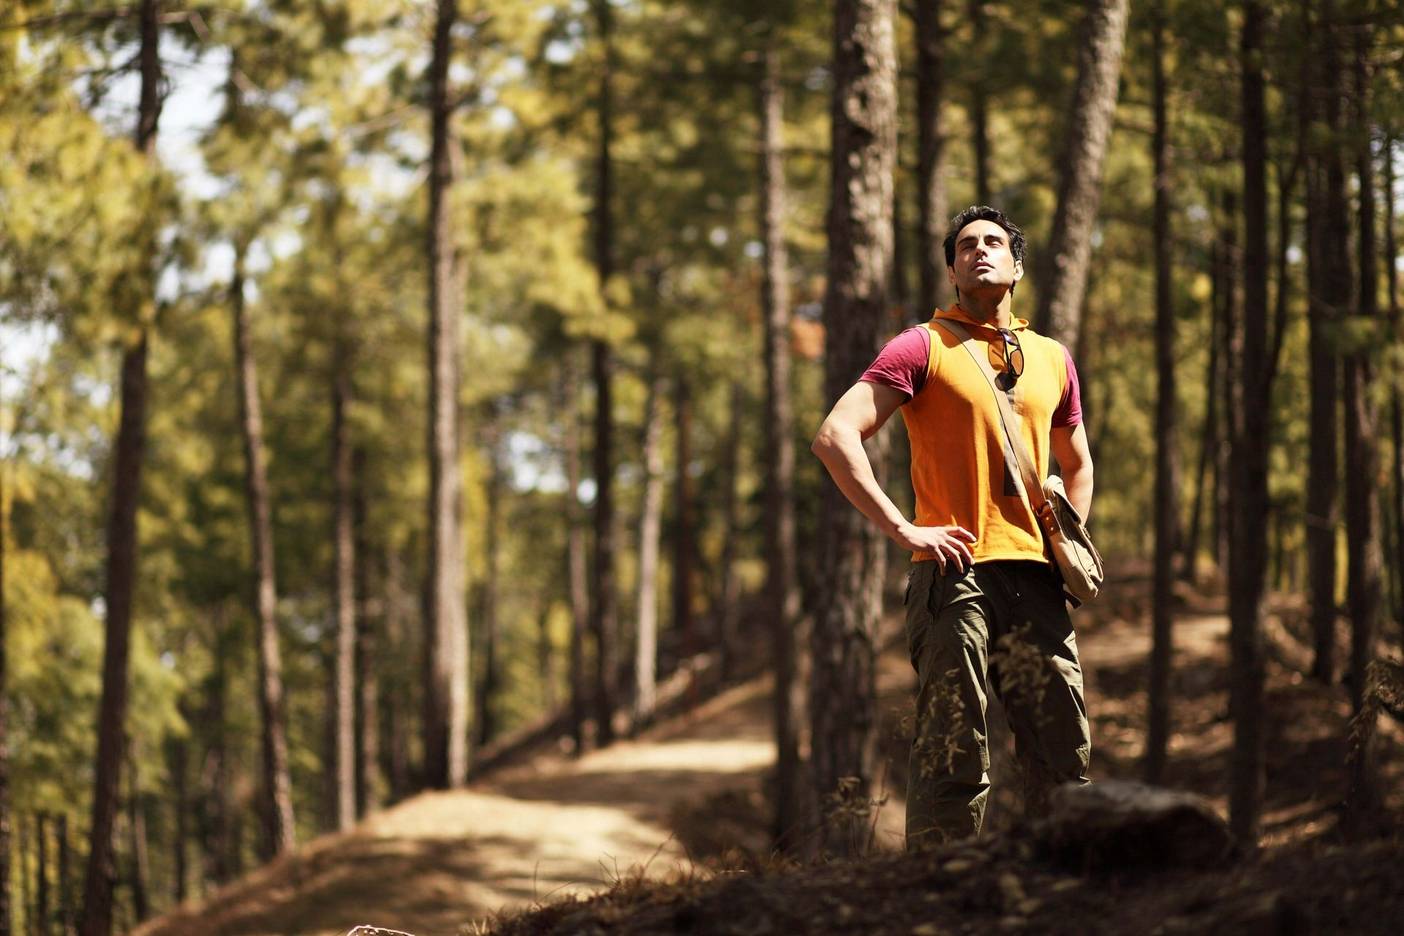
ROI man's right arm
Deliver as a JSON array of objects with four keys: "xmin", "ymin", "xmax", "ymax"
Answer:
[{"xmin": 811, "ymin": 381, "xmax": 976, "ymax": 571}]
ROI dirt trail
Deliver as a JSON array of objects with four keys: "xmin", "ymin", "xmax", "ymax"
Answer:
[{"xmin": 135, "ymin": 677, "xmax": 899, "ymax": 936}]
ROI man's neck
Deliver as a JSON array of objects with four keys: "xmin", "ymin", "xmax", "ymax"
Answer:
[{"xmin": 955, "ymin": 291, "xmax": 1015, "ymax": 329}]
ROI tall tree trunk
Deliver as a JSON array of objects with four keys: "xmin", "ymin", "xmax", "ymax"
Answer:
[
  {"xmin": 424, "ymin": 0, "xmax": 470, "ymax": 789},
  {"xmin": 1343, "ymin": 22, "xmax": 1382, "ymax": 832},
  {"xmin": 1215, "ymin": 192, "xmax": 1239, "ymax": 573},
  {"xmin": 230, "ymin": 240, "xmax": 296, "ymax": 856},
  {"xmin": 1384, "ymin": 136, "xmax": 1403, "ymax": 624},
  {"xmin": 1145, "ymin": 0, "xmax": 1178, "ymax": 786},
  {"xmin": 332, "ymin": 332, "xmax": 357, "ymax": 830},
  {"xmin": 381, "ymin": 548, "xmax": 411, "ymax": 801},
  {"xmin": 1228, "ymin": 0, "xmax": 1270, "ymax": 846},
  {"xmin": 915, "ymin": 0, "xmax": 949, "ymax": 314},
  {"xmin": 81, "ymin": 7, "xmax": 160, "ymax": 931},
  {"xmin": 1, "ymin": 389, "xmax": 9, "ymax": 935},
  {"xmin": 590, "ymin": 0, "xmax": 619, "ymax": 749},
  {"xmin": 1034, "ymin": 0, "xmax": 1130, "ymax": 348},
  {"xmin": 634, "ymin": 373, "xmax": 666, "ymax": 730},
  {"xmin": 353, "ymin": 449, "xmax": 379, "ymax": 817},
  {"xmin": 168, "ymin": 733, "xmax": 187, "ymax": 905},
  {"xmin": 58, "ymin": 812, "xmax": 71, "ymax": 933},
  {"xmin": 1304, "ymin": 0, "xmax": 1340, "ymax": 685},
  {"xmin": 813, "ymin": 0, "xmax": 896, "ymax": 859},
  {"xmin": 202, "ymin": 605, "xmax": 232, "ymax": 886},
  {"xmin": 125, "ymin": 757, "xmax": 149, "ymax": 925},
  {"xmin": 475, "ymin": 426, "xmax": 502, "ymax": 748},
  {"xmin": 38, "ymin": 812, "xmax": 49, "ymax": 934},
  {"xmin": 757, "ymin": 42, "xmax": 806, "ymax": 851},
  {"xmin": 672, "ymin": 376, "xmax": 696, "ymax": 660},
  {"xmin": 717, "ymin": 380, "xmax": 743, "ymax": 678},
  {"xmin": 966, "ymin": 0, "xmax": 990, "ymax": 204},
  {"xmin": 1181, "ymin": 281, "xmax": 1220, "ymax": 582},
  {"xmin": 562, "ymin": 354, "xmax": 590, "ymax": 754}
]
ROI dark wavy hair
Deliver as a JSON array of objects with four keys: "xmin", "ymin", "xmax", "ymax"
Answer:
[{"xmin": 942, "ymin": 205, "xmax": 1027, "ymax": 268}]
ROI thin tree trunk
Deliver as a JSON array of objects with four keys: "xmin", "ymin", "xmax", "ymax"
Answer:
[
  {"xmin": 424, "ymin": 0, "xmax": 470, "ymax": 789},
  {"xmin": 125, "ymin": 757, "xmax": 148, "ymax": 925},
  {"xmin": 38, "ymin": 812, "xmax": 49, "ymax": 935},
  {"xmin": 353, "ymin": 448, "xmax": 379, "ymax": 817},
  {"xmin": 1, "ymin": 389, "xmax": 9, "ymax": 935},
  {"xmin": 1302, "ymin": 0, "xmax": 1336, "ymax": 687},
  {"xmin": 58, "ymin": 813, "xmax": 71, "ymax": 934},
  {"xmin": 81, "ymin": 8, "xmax": 160, "ymax": 931},
  {"xmin": 537, "ymin": 603, "xmax": 556, "ymax": 711},
  {"xmin": 1343, "ymin": 22, "xmax": 1382, "ymax": 833},
  {"xmin": 332, "ymin": 332, "xmax": 357, "ymax": 830},
  {"xmin": 966, "ymin": 0, "xmax": 990, "ymax": 204},
  {"xmin": 1146, "ymin": 0, "xmax": 1178, "ymax": 786},
  {"xmin": 1384, "ymin": 136, "xmax": 1403, "ymax": 625},
  {"xmin": 634, "ymin": 373, "xmax": 666, "ymax": 730},
  {"xmin": 381, "ymin": 548, "xmax": 411, "ymax": 802},
  {"xmin": 1181, "ymin": 287, "xmax": 1220, "ymax": 583},
  {"xmin": 672, "ymin": 376, "xmax": 696, "ymax": 661},
  {"xmin": 562, "ymin": 354, "xmax": 590, "ymax": 754},
  {"xmin": 168, "ymin": 734, "xmax": 187, "ymax": 905},
  {"xmin": 915, "ymin": 0, "xmax": 949, "ymax": 315},
  {"xmin": 717, "ymin": 380, "xmax": 743, "ymax": 678},
  {"xmin": 590, "ymin": 0, "xmax": 619, "ymax": 749},
  {"xmin": 475, "ymin": 426, "xmax": 502, "ymax": 748},
  {"xmin": 203, "ymin": 604, "xmax": 233, "ymax": 885},
  {"xmin": 1034, "ymin": 0, "xmax": 1131, "ymax": 348},
  {"xmin": 19, "ymin": 814, "xmax": 29, "ymax": 936},
  {"xmin": 813, "ymin": 0, "xmax": 896, "ymax": 859},
  {"xmin": 1228, "ymin": 0, "xmax": 1270, "ymax": 846},
  {"xmin": 757, "ymin": 42, "xmax": 806, "ymax": 852},
  {"xmin": 229, "ymin": 240, "xmax": 296, "ymax": 856},
  {"xmin": 1215, "ymin": 192, "xmax": 1239, "ymax": 573}
]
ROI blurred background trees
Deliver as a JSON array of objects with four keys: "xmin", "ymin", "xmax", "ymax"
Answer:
[{"xmin": 1, "ymin": 0, "xmax": 1402, "ymax": 929}]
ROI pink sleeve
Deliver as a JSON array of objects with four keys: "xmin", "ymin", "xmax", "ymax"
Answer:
[
  {"xmin": 1052, "ymin": 345, "xmax": 1083, "ymax": 428},
  {"xmin": 859, "ymin": 327, "xmax": 931, "ymax": 402}
]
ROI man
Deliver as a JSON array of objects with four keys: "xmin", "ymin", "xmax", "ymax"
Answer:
[{"xmin": 811, "ymin": 205, "xmax": 1093, "ymax": 848}]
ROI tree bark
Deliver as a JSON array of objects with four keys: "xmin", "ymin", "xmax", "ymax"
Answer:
[
  {"xmin": 634, "ymin": 372, "xmax": 666, "ymax": 730},
  {"xmin": 1, "ymin": 384, "xmax": 9, "ymax": 934},
  {"xmin": 353, "ymin": 448, "xmax": 379, "ymax": 817},
  {"xmin": 475, "ymin": 425, "xmax": 502, "ymax": 748},
  {"xmin": 813, "ymin": 0, "xmax": 896, "ymax": 859},
  {"xmin": 717, "ymin": 380, "xmax": 743, "ymax": 678},
  {"xmin": 915, "ymin": 0, "xmax": 949, "ymax": 315},
  {"xmin": 965, "ymin": 0, "xmax": 990, "ymax": 204},
  {"xmin": 1384, "ymin": 136, "xmax": 1403, "ymax": 624},
  {"xmin": 1304, "ymin": 0, "xmax": 1340, "ymax": 686},
  {"xmin": 1145, "ymin": 0, "xmax": 1178, "ymax": 786},
  {"xmin": 424, "ymin": 0, "xmax": 470, "ymax": 789},
  {"xmin": 201, "ymin": 604, "xmax": 233, "ymax": 885},
  {"xmin": 562, "ymin": 353, "xmax": 590, "ymax": 754},
  {"xmin": 81, "ymin": 6, "xmax": 160, "ymax": 932},
  {"xmin": 590, "ymin": 0, "xmax": 619, "ymax": 749},
  {"xmin": 1343, "ymin": 21, "xmax": 1382, "ymax": 832},
  {"xmin": 168, "ymin": 732, "xmax": 187, "ymax": 905},
  {"xmin": 230, "ymin": 240, "xmax": 296, "ymax": 856},
  {"xmin": 672, "ymin": 376, "xmax": 696, "ymax": 661},
  {"xmin": 332, "ymin": 329, "xmax": 357, "ymax": 830},
  {"xmin": 1227, "ymin": 0, "xmax": 1270, "ymax": 846},
  {"xmin": 38, "ymin": 811, "xmax": 49, "ymax": 934},
  {"xmin": 381, "ymin": 548, "xmax": 411, "ymax": 801},
  {"xmin": 1034, "ymin": 0, "xmax": 1130, "ymax": 348},
  {"xmin": 125, "ymin": 755, "xmax": 149, "ymax": 924},
  {"xmin": 58, "ymin": 812, "xmax": 72, "ymax": 933},
  {"xmin": 757, "ymin": 42, "xmax": 806, "ymax": 852}
]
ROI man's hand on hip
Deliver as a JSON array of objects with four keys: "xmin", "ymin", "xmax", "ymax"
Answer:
[{"xmin": 894, "ymin": 523, "xmax": 976, "ymax": 573}]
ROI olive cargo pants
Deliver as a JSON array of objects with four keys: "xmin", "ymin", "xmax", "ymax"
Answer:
[{"xmin": 903, "ymin": 559, "xmax": 1091, "ymax": 849}]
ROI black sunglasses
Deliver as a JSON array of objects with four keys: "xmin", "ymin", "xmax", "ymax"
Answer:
[{"xmin": 989, "ymin": 327, "xmax": 1024, "ymax": 390}]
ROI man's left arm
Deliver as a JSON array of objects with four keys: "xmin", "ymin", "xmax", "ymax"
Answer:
[{"xmin": 1050, "ymin": 423, "xmax": 1094, "ymax": 520}]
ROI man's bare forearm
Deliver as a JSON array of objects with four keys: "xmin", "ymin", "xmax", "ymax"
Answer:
[
  {"xmin": 1062, "ymin": 463, "xmax": 1093, "ymax": 520},
  {"xmin": 811, "ymin": 427, "xmax": 908, "ymax": 543}
]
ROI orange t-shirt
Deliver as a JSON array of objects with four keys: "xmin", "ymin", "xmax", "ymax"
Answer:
[{"xmin": 862, "ymin": 306, "xmax": 1081, "ymax": 564}]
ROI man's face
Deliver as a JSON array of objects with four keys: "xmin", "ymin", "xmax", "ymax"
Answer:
[{"xmin": 947, "ymin": 219, "xmax": 1023, "ymax": 297}]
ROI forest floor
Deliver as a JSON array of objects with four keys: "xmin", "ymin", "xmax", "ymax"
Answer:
[{"xmin": 132, "ymin": 565, "xmax": 1404, "ymax": 936}]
